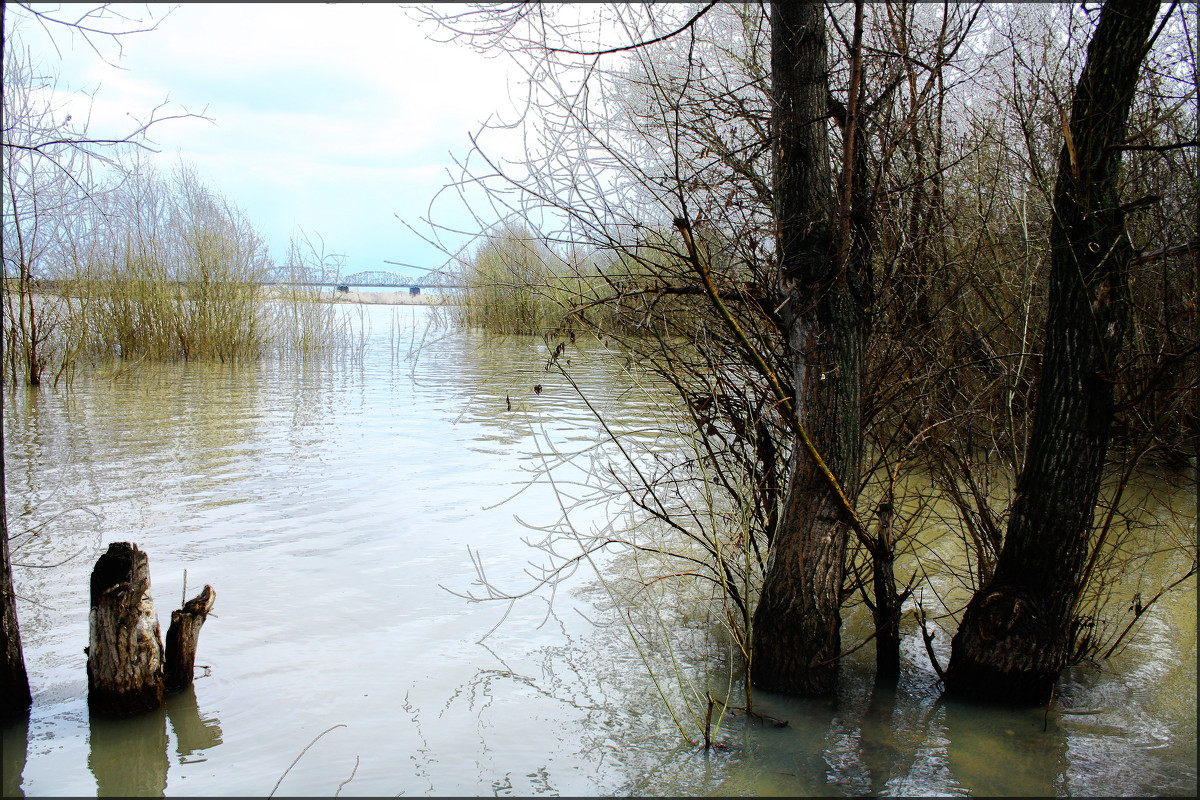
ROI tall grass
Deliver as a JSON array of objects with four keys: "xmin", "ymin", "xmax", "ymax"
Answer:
[{"xmin": 267, "ymin": 235, "xmax": 365, "ymax": 362}]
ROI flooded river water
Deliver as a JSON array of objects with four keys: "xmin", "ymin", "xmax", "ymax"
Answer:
[{"xmin": 2, "ymin": 303, "xmax": 1195, "ymax": 796}]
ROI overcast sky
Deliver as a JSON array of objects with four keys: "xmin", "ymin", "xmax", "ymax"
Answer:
[{"xmin": 9, "ymin": 3, "xmax": 524, "ymax": 279}]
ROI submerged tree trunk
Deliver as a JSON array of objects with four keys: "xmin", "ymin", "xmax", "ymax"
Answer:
[
  {"xmin": 944, "ymin": 0, "xmax": 1159, "ymax": 704},
  {"xmin": 87, "ymin": 542, "xmax": 166, "ymax": 716},
  {"xmin": 165, "ymin": 585, "xmax": 215, "ymax": 693},
  {"xmin": 872, "ymin": 503, "xmax": 903, "ymax": 681},
  {"xmin": 1, "ymin": 427, "xmax": 33, "ymax": 720},
  {"xmin": 751, "ymin": 2, "xmax": 866, "ymax": 696}
]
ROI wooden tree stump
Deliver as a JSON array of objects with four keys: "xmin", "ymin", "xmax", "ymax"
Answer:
[
  {"xmin": 87, "ymin": 543, "xmax": 165, "ymax": 717},
  {"xmin": 165, "ymin": 585, "xmax": 215, "ymax": 693}
]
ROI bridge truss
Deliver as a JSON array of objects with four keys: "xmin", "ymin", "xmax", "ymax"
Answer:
[{"xmin": 267, "ymin": 267, "xmax": 458, "ymax": 288}]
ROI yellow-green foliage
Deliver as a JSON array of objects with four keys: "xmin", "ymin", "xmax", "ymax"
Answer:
[
  {"xmin": 449, "ymin": 224, "xmax": 575, "ymax": 334},
  {"xmin": 448, "ymin": 223, "xmax": 699, "ymax": 337},
  {"xmin": 82, "ymin": 164, "xmax": 271, "ymax": 362},
  {"xmin": 2, "ymin": 160, "xmax": 357, "ymax": 384}
]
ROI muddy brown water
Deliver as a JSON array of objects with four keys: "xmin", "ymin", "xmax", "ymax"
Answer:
[{"xmin": 2, "ymin": 304, "xmax": 1195, "ymax": 796}]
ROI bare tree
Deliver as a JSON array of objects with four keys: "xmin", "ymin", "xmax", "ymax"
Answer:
[
  {"xmin": 944, "ymin": 0, "xmax": 1166, "ymax": 704},
  {"xmin": 417, "ymin": 0, "xmax": 1197, "ymax": 710}
]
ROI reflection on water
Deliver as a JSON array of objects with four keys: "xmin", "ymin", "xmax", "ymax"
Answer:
[
  {"xmin": 168, "ymin": 686, "xmax": 223, "ymax": 763},
  {"xmin": 3, "ymin": 711, "xmax": 29, "ymax": 798},
  {"xmin": 86, "ymin": 687, "xmax": 221, "ymax": 797},
  {"xmin": 4, "ymin": 686, "xmax": 221, "ymax": 799},
  {"xmin": 88, "ymin": 706, "xmax": 169, "ymax": 797},
  {"xmin": 942, "ymin": 697, "xmax": 1068, "ymax": 796},
  {"xmin": 2, "ymin": 304, "xmax": 1196, "ymax": 796}
]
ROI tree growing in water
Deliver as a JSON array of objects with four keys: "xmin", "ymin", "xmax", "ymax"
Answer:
[
  {"xmin": 748, "ymin": 1, "xmax": 869, "ymax": 696},
  {"xmin": 1, "ymin": 432, "xmax": 32, "ymax": 719},
  {"xmin": 421, "ymin": 0, "xmax": 1195, "ymax": 709},
  {"xmin": 944, "ymin": 0, "xmax": 1164, "ymax": 704}
]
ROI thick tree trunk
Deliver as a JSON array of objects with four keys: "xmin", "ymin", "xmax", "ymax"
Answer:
[
  {"xmin": 164, "ymin": 585, "xmax": 215, "ymax": 693},
  {"xmin": 1, "ymin": 427, "xmax": 33, "ymax": 720},
  {"xmin": 751, "ymin": 2, "xmax": 866, "ymax": 696},
  {"xmin": 87, "ymin": 542, "xmax": 165, "ymax": 717},
  {"xmin": 944, "ymin": 0, "xmax": 1159, "ymax": 704}
]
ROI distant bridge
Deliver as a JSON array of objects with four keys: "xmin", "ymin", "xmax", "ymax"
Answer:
[
  {"xmin": 265, "ymin": 267, "xmax": 461, "ymax": 289},
  {"xmin": 344, "ymin": 270, "xmax": 464, "ymax": 289}
]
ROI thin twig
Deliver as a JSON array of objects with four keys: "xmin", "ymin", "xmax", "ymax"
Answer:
[
  {"xmin": 545, "ymin": 3, "xmax": 718, "ymax": 57},
  {"xmin": 334, "ymin": 756, "xmax": 360, "ymax": 798},
  {"xmin": 269, "ymin": 724, "xmax": 347, "ymax": 798},
  {"xmin": 12, "ymin": 548, "xmax": 86, "ymax": 569}
]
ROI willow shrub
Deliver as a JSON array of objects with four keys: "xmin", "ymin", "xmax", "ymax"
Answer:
[
  {"xmin": 2, "ymin": 162, "xmax": 360, "ymax": 384},
  {"xmin": 446, "ymin": 225, "xmax": 573, "ymax": 334},
  {"xmin": 79, "ymin": 165, "xmax": 272, "ymax": 363},
  {"xmin": 447, "ymin": 224, "xmax": 699, "ymax": 338}
]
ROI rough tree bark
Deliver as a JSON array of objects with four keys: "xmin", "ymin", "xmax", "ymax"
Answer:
[
  {"xmin": 750, "ymin": 2, "xmax": 868, "ymax": 696},
  {"xmin": 87, "ymin": 542, "xmax": 166, "ymax": 716},
  {"xmin": 1, "ymin": 427, "xmax": 33, "ymax": 719},
  {"xmin": 944, "ymin": 0, "xmax": 1160, "ymax": 705}
]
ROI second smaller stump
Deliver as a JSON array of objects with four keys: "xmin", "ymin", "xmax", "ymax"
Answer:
[{"xmin": 165, "ymin": 585, "xmax": 216, "ymax": 693}]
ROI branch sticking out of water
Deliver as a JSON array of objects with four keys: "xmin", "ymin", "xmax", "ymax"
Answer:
[
  {"xmin": 335, "ymin": 756, "xmax": 360, "ymax": 798},
  {"xmin": 916, "ymin": 604, "xmax": 946, "ymax": 681},
  {"xmin": 269, "ymin": 724, "xmax": 347, "ymax": 798}
]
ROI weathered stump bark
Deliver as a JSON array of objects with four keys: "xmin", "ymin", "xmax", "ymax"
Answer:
[
  {"xmin": 87, "ymin": 543, "xmax": 165, "ymax": 717},
  {"xmin": 165, "ymin": 585, "xmax": 215, "ymax": 693}
]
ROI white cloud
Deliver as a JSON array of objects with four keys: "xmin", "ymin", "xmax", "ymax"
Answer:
[{"xmin": 9, "ymin": 3, "xmax": 523, "ymax": 272}]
